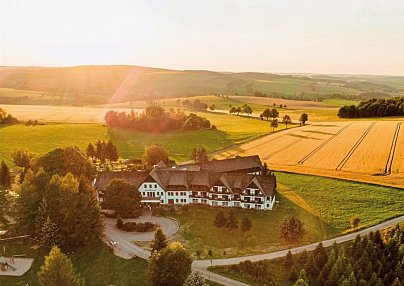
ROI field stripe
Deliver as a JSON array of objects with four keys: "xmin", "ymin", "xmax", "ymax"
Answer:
[
  {"xmin": 297, "ymin": 123, "xmax": 351, "ymax": 165},
  {"xmin": 384, "ymin": 122, "xmax": 401, "ymax": 175},
  {"xmin": 335, "ymin": 122, "xmax": 376, "ymax": 171}
]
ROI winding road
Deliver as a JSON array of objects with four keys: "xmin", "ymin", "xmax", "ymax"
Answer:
[{"xmin": 104, "ymin": 214, "xmax": 404, "ymax": 286}]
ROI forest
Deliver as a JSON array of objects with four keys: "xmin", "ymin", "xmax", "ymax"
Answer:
[{"xmin": 338, "ymin": 97, "xmax": 404, "ymax": 118}]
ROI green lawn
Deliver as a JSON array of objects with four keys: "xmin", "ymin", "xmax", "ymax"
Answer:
[
  {"xmin": 157, "ymin": 172, "xmax": 404, "ymax": 259},
  {"xmin": 0, "ymin": 111, "xmax": 288, "ymax": 165},
  {"xmin": 0, "ymin": 241, "xmax": 149, "ymax": 286}
]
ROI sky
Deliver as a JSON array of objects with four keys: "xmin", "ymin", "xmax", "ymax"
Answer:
[{"xmin": 0, "ymin": 0, "xmax": 403, "ymax": 75}]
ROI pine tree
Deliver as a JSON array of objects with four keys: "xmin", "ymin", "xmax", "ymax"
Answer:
[
  {"xmin": 213, "ymin": 210, "xmax": 227, "ymax": 228},
  {"xmin": 151, "ymin": 228, "xmax": 168, "ymax": 253},
  {"xmin": 0, "ymin": 187, "xmax": 9, "ymax": 226},
  {"xmin": 0, "ymin": 161, "xmax": 12, "ymax": 188},
  {"xmin": 289, "ymin": 265, "xmax": 298, "ymax": 282},
  {"xmin": 226, "ymin": 210, "xmax": 238, "ymax": 230},
  {"xmin": 241, "ymin": 215, "xmax": 253, "ymax": 232},
  {"xmin": 86, "ymin": 143, "xmax": 95, "ymax": 159},
  {"xmin": 299, "ymin": 250, "xmax": 308, "ymax": 265},
  {"xmin": 37, "ymin": 246, "xmax": 84, "ymax": 286},
  {"xmin": 40, "ymin": 216, "xmax": 60, "ymax": 248},
  {"xmin": 106, "ymin": 140, "xmax": 119, "ymax": 162},
  {"xmin": 284, "ymin": 250, "xmax": 294, "ymax": 269}
]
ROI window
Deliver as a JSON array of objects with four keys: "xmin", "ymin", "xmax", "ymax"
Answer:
[
  {"xmin": 267, "ymin": 204, "xmax": 270, "ymax": 207},
  {"xmin": 176, "ymin": 199, "xmax": 179, "ymax": 203},
  {"xmin": 176, "ymin": 192, "xmax": 179, "ymax": 196},
  {"xmin": 154, "ymin": 184, "xmax": 157, "ymax": 188}
]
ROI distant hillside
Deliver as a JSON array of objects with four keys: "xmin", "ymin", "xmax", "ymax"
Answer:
[{"xmin": 0, "ymin": 65, "xmax": 403, "ymax": 105}]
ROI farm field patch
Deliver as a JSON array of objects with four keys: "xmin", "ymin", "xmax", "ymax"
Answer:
[{"xmin": 214, "ymin": 120, "xmax": 404, "ymax": 188}]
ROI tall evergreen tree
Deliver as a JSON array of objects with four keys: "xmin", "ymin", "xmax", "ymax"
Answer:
[
  {"xmin": 151, "ymin": 228, "xmax": 168, "ymax": 253},
  {"xmin": 0, "ymin": 161, "xmax": 12, "ymax": 188},
  {"xmin": 226, "ymin": 210, "xmax": 238, "ymax": 230},
  {"xmin": 86, "ymin": 143, "xmax": 95, "ymax": 159},
  {"xmin": 213, "ymin": 210, "xmax": 227, "ymax": 228}
]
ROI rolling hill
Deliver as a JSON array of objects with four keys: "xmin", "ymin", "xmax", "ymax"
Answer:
[{"xmin": 0, "ymin": 65, "xmax": 403, "ymax": 105}]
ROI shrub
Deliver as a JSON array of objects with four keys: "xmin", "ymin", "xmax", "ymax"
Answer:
[{"xmin": 118, "ymin": 221, "xmax": 158, "ymax": 232}]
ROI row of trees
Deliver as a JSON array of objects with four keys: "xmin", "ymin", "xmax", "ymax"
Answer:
[
  {"xmin": 213, "ymin": 210, "xmax": 253, "ymax": 232},
  {"xmin": 229, "ymin": 104, "xmax": 253, "ymax": 116},
  {"xmin": 0, "ymin": 107, "xmax": 19, "ymax": 124},
  {"xmin": 86, "ymin": 140, "xmax": 119, "ymax": 163},
  {"xmin": 105, "ymin": 106, "xmax": 213, "ymax": 132},
  {"xmin": 338, "ymin": 97, "xmax": 404, "ymax": 118}
]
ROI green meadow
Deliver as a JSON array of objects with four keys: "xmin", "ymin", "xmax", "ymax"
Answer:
[
  {"xmin": 0, "ymin": 111, "xmax": 291, "ymax": 165},
  {"xmin": 0, "ymin": 242, "xmax": 150, "ymax": 286},
  {"xmin": 156, "ymin": 172, "xmax": 404, "ymax": 259}
]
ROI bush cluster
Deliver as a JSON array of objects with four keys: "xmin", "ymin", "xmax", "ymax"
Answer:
[{"xmin": 116, "ymin": 219, "xmax": 157, "ymax": 232}]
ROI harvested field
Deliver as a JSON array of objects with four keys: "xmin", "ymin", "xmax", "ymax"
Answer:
[{"xmin": 214, "ymin": 120, "xmax": 404, "ymax": 188}]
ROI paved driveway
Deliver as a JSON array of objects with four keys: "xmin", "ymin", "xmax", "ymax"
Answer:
[{"xmin": 103, "ymin": 213, "xmax": 179, "ymax": 259}]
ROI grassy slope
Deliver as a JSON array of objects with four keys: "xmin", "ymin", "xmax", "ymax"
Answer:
[
  {"xmin": 0, "ymin": 112, "xmax": 289, "ymax": 165},
  {"xmin": 0, "ymin": 241, "xmax": 149, "ymax": 286},
  {"xmin": 158, "ymin": 172, "xmax": 404, "ymax": 259}
]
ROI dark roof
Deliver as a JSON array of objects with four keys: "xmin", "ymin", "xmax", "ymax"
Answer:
[
  {"xmin": 94, "ymin": 171, "xmax": 149, "ymax": 190},
  {"xmin": 199, "ymin": 155, "xmax": 262, "ymax": 173}
]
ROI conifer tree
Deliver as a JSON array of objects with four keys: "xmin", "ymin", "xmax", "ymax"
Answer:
[
  {"xmin": 151, "ymin": 228, "xmax": 168, "ymax": 253},
  {"xmin": 283, "ymin": 250, "xmax": 294, "ymax": 269},
  {"xmin": 213, "ymin": 210, "xmax": 227, "ymax": 228},
  {"xmin": 241, "ymin": 215, "xmax": 252, "ymax": 232},
  {"xmin": 0, "ymin": 161, "xmax": 12, "ymax": 188},
  {"xmin": 226, "ymin": 210, "xmax": 238, "ymax": 230},
  {"xmin": 37, "ymin": 246, "xmax": 84, "ymax": 286}
]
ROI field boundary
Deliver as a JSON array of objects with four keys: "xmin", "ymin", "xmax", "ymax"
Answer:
[
  {"xmin": 384, "ymin": 122, "xmax": 401, "ymax": 175},
  {"xmin": 298, "ymin": 123, "xmax": 351, "ymax": 165},
  {"xmin": 335, "ymin": 122, "xmax": 375, "ymax": 171}
]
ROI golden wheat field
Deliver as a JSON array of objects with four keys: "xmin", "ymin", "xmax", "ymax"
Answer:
[{"xmin": 214, "ymin": 120, "xmax": 404, "ymax": 188}]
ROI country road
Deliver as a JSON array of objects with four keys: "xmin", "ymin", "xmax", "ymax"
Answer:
[
  {"xmin": 194, "ymin": 215, "xmax": 404, "ymax": 286},
  {"xmin": 104, "ymin": 214, "xmax": 404, "ymax": 286}
]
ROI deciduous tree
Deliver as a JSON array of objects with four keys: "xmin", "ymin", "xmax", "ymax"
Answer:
[
  {"xmin": 37, "ymin": 246, "xmax": 84, "ymax": 286},
  {"xmin": 103, "ymin": 179, "xmax": 142, "ymax": 217},
  {"xmin": 148, "ymin": 242, "xmax": 193, "ymax": 286},
  {"xmin": 142, "ymin": 145, "xmax": 169, "ymax": 169}
]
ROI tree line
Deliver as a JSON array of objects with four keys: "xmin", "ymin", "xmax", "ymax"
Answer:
[
  {"xmin": 86, "ymin": 140, "xmax": 119, "ymax": 163},
  {"xmin": 0, "ymin": 107, "xmax": 19, "ymax": 124},
  {"xmin": 338, "ymin": 97, "xmax": 404, "ymax": 118},
  {"xmin": 105, "ymin": 105, "xmax": 214, "ymax": 132}
]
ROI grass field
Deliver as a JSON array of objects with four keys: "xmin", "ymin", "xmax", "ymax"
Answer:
[
  {"xmin": 0, "ymin": 110, "xmax": 291, "ymax": 165},
  {"xmin": 158, "ymin": 172, "xmax": 404, "ymax": 259},
  {"xmin": 214, "ymin": 120, "xmax": 404, "ymax": 188},
  {"xmin": 0, "ymin": 241, "xmax": 150, "ymax": 286}
]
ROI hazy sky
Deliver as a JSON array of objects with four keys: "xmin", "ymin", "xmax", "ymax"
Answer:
[{"xmin": 1, "ymin": 0, "xmax": 403, "ymax": 75}]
